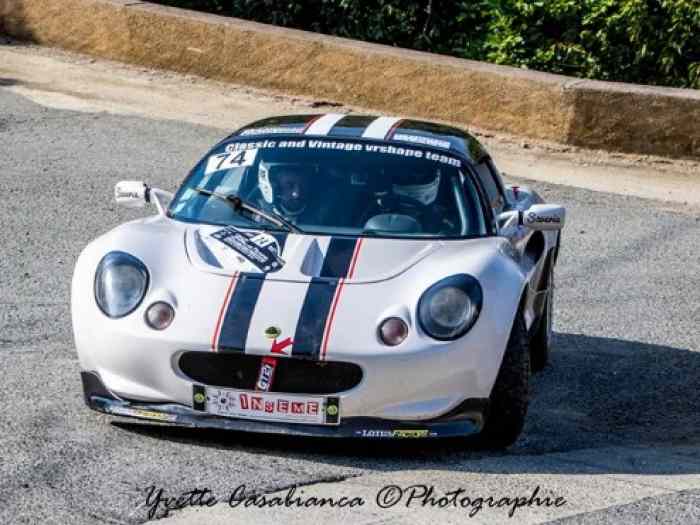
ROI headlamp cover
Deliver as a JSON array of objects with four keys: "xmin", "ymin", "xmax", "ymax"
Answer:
[
  {"xmin": 94, "ymin": 251, "xmax": 149, "ymax": 318},
  {"xmin": 418, "ymin": 274, "xmax": 483, "ymax": 340}
]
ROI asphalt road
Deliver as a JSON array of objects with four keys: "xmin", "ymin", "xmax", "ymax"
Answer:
[{"xmin": 1, "ymin": 51, "xmax": 700, "ymax": 524}]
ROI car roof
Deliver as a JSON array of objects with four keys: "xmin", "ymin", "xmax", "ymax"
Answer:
[{"xmin": 227, "ymin": 114, "xmax": 489, "ymax": 164}]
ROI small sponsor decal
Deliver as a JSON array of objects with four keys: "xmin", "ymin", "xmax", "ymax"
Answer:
[
  {"xmin": 109, "ymin": 406, "xmax": 177, "ymax": 422},
  {"xmin": 265, "ymin": 326, "xmax": 282, "ymax": 340},
  {"xmin": 134, "ymin": 410, "xmax": 175, "ymax": 422},
  {"xmin": 210, "ymin": 227, "xmax": 285, "ymax": 273},
  {"xmin": 324, "ymin": 397, "xmax": 340, "ymax": 424},
  {"xmin": 526, "ymin": 212, "xmax": 561, "ymax": 224},
  {"xmin": 393, "ymin": 133, "xmax": 451, "ymax": 150},
  {"xmin": 239, "ymin": 127, "xmax": 305, "ymax": 136},
  {"xmin": 392, "ymin": 429, "xmax": 430, "ymax": 438},
  {"xmin": 115, "ymin": 190, "xmax": 141, "ymax": 199},
  {"xmin": 193, "ymin": 385, "xmax": 207, "ymax": 411},
  {"xmin": 355, "ymin": 429, "xmax": 436, "ymax": 438},
  {"xmin": 255, "ymin": 356, "xmax": 277, "ymax": 392},
  {"xmin": 114, "ymin": 181, "xmax": 146, "ymax": 201}
]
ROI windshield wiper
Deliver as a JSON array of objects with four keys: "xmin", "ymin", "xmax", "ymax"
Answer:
[{"xmin": 193, "ymin": 188, "xmax": 303, "ymax": 234}]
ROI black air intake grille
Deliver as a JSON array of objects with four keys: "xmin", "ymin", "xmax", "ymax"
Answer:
[{"xmin": 178, "ymin": 352, "xmax": 363, "ymax": 394}]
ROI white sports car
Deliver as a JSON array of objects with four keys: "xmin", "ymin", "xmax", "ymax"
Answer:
[{"xmin": 72, "ymin": 114, "xmax": 565, "ymax": 446}]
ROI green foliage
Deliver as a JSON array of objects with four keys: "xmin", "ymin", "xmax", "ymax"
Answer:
[
  {"xmin": 164, "ymin": 1, "xmax": 492, "ymax": 59},
  {"xmin": 485, "ymin": 0, "xmax": 700, "ymax": 88},
  {"xmin": 153, "ymin": 0, "xmax": 700, "ymax": 88}
]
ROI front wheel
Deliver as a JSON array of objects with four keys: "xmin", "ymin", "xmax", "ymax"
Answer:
[
  {"xmin": 477, "ymin": 311, "xmax": 530, "ymax": 449},
  {"xmin": 530, "ymin": 268, "xmax": 554, "ymax": 373}
]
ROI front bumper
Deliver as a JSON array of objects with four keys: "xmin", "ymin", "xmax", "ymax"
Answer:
[{"xmin": 82, "ymin": 371, "xmax": 485, "ymax": 439}]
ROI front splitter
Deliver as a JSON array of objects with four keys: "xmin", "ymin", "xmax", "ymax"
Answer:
[{"xmin": 82, "ymin": 371, "xmax": 483, "ymax": 439}]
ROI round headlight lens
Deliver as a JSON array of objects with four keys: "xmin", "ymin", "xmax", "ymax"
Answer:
[
  {"xmin": 94, "ymin": 252, "xmax": 149, "ymax": 318},
  {"xmin": 145, "ymin": 301, "xmax": 175, "ymax": 330},
  {"xmin": 418, "ymin": 275, "xmax": 482, "ymax": 340},
  {"xmin": 429, "ymin": 287, "xmax": 472, "ymax": 330},
  {"xmin": 378, "ymin": 317, "xmax": 409, "ymax": 346}
]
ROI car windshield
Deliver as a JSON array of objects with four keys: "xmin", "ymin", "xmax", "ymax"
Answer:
[{"xmin": 169, "ymin": 137, "xmax": 488, "ymax": 238}]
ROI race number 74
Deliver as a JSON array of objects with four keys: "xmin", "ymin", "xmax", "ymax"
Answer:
[{"xmin": 204, "ymin": 148, "xmax": 258, "ymax": 175}]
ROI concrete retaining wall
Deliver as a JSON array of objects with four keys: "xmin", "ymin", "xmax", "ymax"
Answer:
[{"xmin": 1, "ymin": 0, "xmax": 698, "ymax": 159}]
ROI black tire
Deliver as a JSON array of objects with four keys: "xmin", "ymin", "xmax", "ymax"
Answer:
[
  {"xmin": 530, "ymin": 268, "xmax": 553, "ymax": 373},
  {"xmin": 477, "ymin": 311, "xmax": 530, "ymax": 449}
]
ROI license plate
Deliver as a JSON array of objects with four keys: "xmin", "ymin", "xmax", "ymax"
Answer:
[{"xmin": 192, "ymin": 385, "xmax": 340, "ymax": 425}]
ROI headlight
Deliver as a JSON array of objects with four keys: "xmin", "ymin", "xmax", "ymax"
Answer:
[
  {"xmin": 94, "ymin": 252, "xmax": 149, "ymax": 318},
  {"xmin": 418, "ymin": 274, "xmax": 482, "ymax": 340}
]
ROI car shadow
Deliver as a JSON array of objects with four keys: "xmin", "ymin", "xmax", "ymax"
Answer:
[{"xmin": 113, "ymin": 332, "xmax": 700, "ymax": 475}]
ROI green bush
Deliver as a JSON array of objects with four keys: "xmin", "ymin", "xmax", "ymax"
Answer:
[
  {"xmin": 160, "ymin": 1, "xmax": 492, "ymax": 59},
  {"xmin": 485, "ymin": 0, "xmax": 700, "ymax": 88},
  {"xmin": 152, "ymin": 0, "xmax": 700, "ymax": 88}
]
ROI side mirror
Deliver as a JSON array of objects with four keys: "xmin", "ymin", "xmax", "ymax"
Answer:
[
  {"xmin": 115, "ymin": 181, "xmax": 148, "ymax": 208},
  {"xmin": 115, "ymin": 181, "xmax": 173, "ymax": 215},
  {"xmin": 522, "ymin": 204, "xmax": 565, "ymax": 230}
]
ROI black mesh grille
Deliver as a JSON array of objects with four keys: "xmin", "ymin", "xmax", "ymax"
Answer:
[{"xmin": 178, "ymin": 352, "xmax": 363, "ymax": 394}]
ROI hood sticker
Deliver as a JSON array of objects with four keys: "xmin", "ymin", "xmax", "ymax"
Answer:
[{"xmin": 210, "ymin": 226, "xmax": 285, "ymax": 273}]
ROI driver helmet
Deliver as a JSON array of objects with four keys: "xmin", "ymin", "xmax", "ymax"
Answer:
[
  {"xmin": 258, "ymin": 161, "xmax": 314, "ymax": 218},
  {"xmin": 392, "ymin": 170, "xmax": 441, "ymax": 206}
]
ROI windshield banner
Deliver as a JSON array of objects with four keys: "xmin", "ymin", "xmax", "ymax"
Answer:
[{"xmin": 224, "ymin": 139, "xmax": 461, "ymax": 168}]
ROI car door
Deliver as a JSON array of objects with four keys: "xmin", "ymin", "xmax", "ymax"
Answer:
[{"xmin": 473, "ymin": 158, "xmax": 528, "ymax": 248}]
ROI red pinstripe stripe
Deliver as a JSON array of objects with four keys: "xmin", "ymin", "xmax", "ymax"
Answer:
[
  {"xmin": 302, "ymin": 115, "xmax": 322, "ymax": 134},
  {"xmin": 211, "ymin": 272, "xmax": 239, "ymax": 351},
  {"xmin": 384, "ymin": 119, "xmax": 404, "ymax": 140},
  {"xmin": 320, "ymin": 238, "xmax": 364, "ymax": 359},
  {"xmin": 347, "ymin": 238, "xmax": 364, "ymax": 279}
]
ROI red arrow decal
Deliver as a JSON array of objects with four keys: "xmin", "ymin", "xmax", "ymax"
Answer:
[{"xmin": 270, "ymin": 337, "xmax": 294, "ymax": 355}]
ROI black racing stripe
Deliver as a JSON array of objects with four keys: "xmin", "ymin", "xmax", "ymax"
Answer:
[
  {"xmin": 320, "ymin": 237, "xmax": 358, "ymax": 277},
  {"xmin": 292, "ymin": 278, "xmax": 339, "ymax": 359},
  {"xmin": 218, "ymin": 274, "xmax": 265, "ymax": 353},
  {"xmin": 292, "ymin": 237, "xmax": 359, "ymax": 359},
  {"xmin": 328, "ymin": 115, "xmax": 377, "ymax": 138}
]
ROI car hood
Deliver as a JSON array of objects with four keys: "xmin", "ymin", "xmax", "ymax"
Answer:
[{"xmin": 185, "ymin": 224, "xmax": 442, "ymax": 283}]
